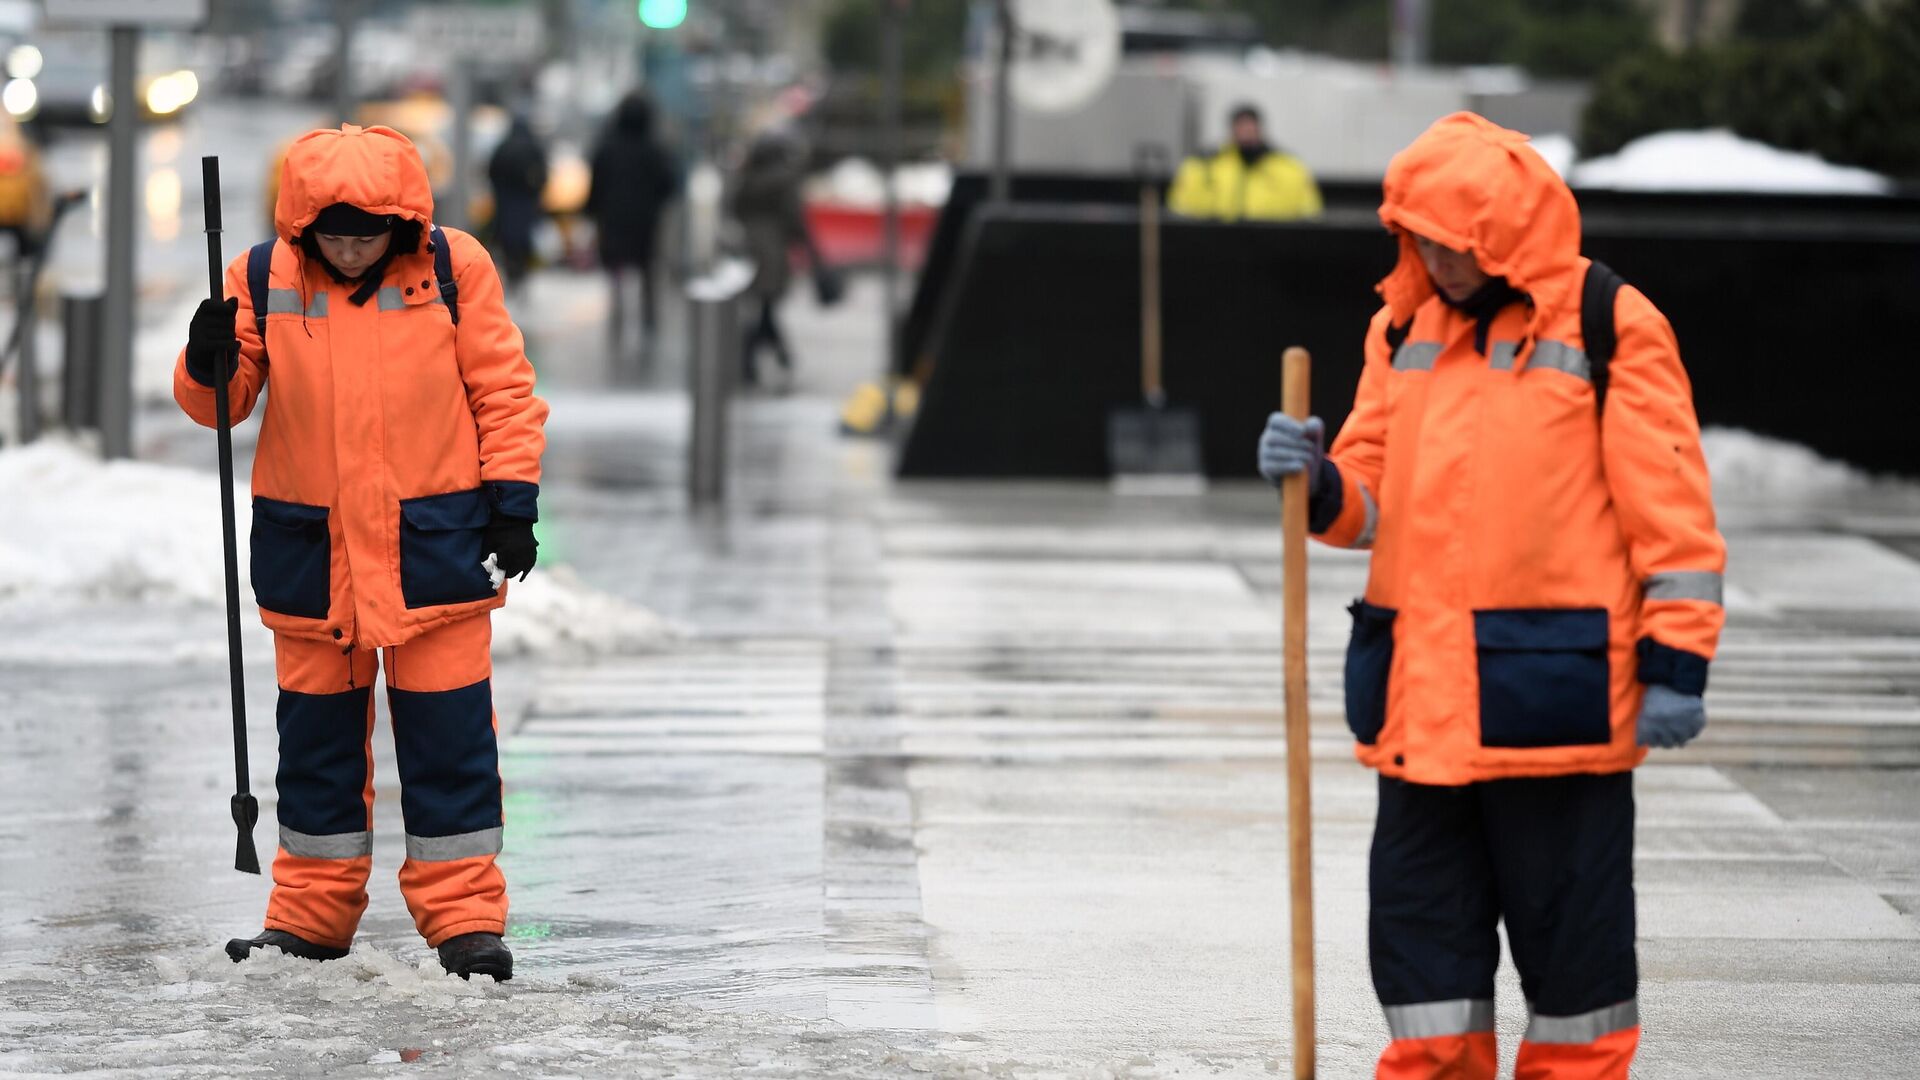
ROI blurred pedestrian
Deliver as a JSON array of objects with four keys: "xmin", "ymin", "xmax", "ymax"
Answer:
[
  {"xmin": 487, "ymin": 114, "xmax": 548, "ymax": 295},
  {"xmin": 177, "ymin": 124, "xmax": 548, "ymax": 982},
  {"xmin": 1257, "ymin": 113, "xmax": 1724, "ymax": 1078},
  {"xmin": 587, "ymin": 91, "xmax": 678, "ymax": 357},
  {"xmin": 730, "ymin": 134, "xmax": 808, "ymax": 386},
  {"xmin": 1169, "ymin": 103, "xmax": 1322, "ymax": 222}
]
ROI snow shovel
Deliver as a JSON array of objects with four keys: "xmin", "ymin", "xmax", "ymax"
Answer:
[
  {"xmin": 201, "ymin": 155, "xmax": 260, "ymax": 876},
  {"xmin": 1108, "ymin": 145, "xmax": 1203, "ymax": 492},
  {"xmin": 1279, "ymin": 346, "xmax": 1315, "ymax": 1077}
]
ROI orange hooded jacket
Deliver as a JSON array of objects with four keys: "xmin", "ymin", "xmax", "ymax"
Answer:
[
  {"xmin": 174, "ymin": 125, "xmax": 549, "ymax": 649},
  {"xmin": 1315, "ymin": 113, "xmax": 1725, "ymax": 785}
]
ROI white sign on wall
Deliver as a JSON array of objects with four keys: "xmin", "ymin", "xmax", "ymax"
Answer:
[
  {"xmin": 407, "ymin": 5, "xmax": 544, "ymax": 62},
  {"xmin": 43, "ymin": 0, "xmax": 208, "ymax": 27}
]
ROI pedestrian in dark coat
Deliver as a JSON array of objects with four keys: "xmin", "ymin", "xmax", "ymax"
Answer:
[
  {"xmin": 487, "ymin": 115, "xmax": 548, "ymax": 295},
  {"xmin": 730, "ymin": 134, "xmax": 808, "ymax": 384},
  {"xmin": 587, "ymin": 91, "xmax": 677, "ymax": 354}
]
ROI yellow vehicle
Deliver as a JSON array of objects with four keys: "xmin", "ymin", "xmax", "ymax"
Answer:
[{"xmin": 0, "ymin": 111, "xmax": 51, "ymax": 249}]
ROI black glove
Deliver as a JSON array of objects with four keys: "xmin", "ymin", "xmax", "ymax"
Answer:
[
  {"xmin": 483, "ymin": 517, "xmax": 537, "ymax": 582},
  {"xmin": 186, "ymin": 296, "xmax": 240, "ymax": 388}
]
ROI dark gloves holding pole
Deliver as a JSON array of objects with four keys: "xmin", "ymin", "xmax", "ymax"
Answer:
[
  {"xmin": 186, "ymin": 296, "xmax": 240, "ymax": 388},
  {"xmin": 484, "ymin": 516, "xmax": 538, "ymax": 582}
]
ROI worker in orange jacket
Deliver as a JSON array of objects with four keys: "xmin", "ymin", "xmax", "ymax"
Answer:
[
  {"xmin": 176, "ymin": 125, "xmax": 549, "ymax": 980},
  {"xmin": 1258, "ymin": 113, "xmax": 1725, "ymax": 1078}
]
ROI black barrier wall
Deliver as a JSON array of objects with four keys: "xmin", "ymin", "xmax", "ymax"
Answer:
[{"xmin": 899, "ymin": 188, "xmax": 1920, "ymax": 478}]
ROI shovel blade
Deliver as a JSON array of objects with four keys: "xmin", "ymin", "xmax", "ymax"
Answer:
[{"xmin": 1107, "ymin": 404, "xmax": 1205, "ymax": 478}]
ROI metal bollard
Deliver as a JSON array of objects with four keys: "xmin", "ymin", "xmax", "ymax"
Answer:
[
  {"xmin": 686, "ymin": 292, "xmax": 737, "ymax": 506},
  {"xmin": 14, "ymin": 262, "xmax": 37, "ymax": 443},
  {"xmin": 684, "ymin": 259, "xmax": 752, "ymax": 508},
  {"xmin": 61, "ymin": 291, "xmax": 103, "ymax": 432}
]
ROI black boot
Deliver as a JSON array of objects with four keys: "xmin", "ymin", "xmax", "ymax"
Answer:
[
  {"xmin": 225, "ymin": 929, "xmax": 349, "ymax": 963},
  {"xmin": 436, "ymin": 932, "xmax": 513, "ymax": 981}
]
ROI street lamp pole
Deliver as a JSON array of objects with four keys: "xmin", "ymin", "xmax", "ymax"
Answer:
[{"xmin": 99, "ymin": 25, "xmax": 138, "ymax": 459}]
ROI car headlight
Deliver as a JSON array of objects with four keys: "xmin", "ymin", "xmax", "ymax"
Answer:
[
  {"xmin": 2, "ymin": 78, "xmax": 36, "ymax": 120},
  {"xmin": 145, "ymin": 71, "xmax": 198, "ymax": 117},
  {"xmin": 6, "ymin": 45, "xmax": 42, "ymax": 81}
]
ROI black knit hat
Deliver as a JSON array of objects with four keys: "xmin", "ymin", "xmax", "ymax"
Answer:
[{"xmin": 310, "ymin": 202, "xmax": 396, "ymax": 237}]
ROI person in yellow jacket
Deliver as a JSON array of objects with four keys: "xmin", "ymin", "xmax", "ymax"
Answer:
[
  {"xmin": 1257, "ymin": 113, "xmax": 1725, "ymax": 1079},
  {"xmin": 1168, "ymin": 104, "xmax": 1322, "ymax": 221},
  {"xmin": 177, "ymin": 125, "xmax": 548, "ymax": 981}
]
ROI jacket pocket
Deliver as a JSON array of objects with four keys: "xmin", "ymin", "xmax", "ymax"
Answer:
[
  {"xmin": 251, "ymin": 497, "xmax": 331, "ymax": 620},
  {"xmin": 1474, "ymin": 607, "xmax": 1612, "ymax": 748},
  {"xmin": 398, "ymin": 488, "xmax": 495, "ymax": 609},
  {"xmin": 1344, "ymin": 600, "xmax": 1397, "ymax": 745}
]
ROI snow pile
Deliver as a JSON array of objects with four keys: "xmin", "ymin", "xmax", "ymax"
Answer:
[
  {"xmin": 0, "ymin": 440, "xmax": 673, "ymax": 656},
  {"xmin": 1700, "ymin": 426, "xmax": 1891, "ymax": 500},
  {"xmin": 495, "ymin": 566, "xmax": 676, "ymax": 657},
  {"xmin": 814, "ymin": 157, "xmax": 954, "ymax": 208},
  {"xmin": 1527, "ymin": 133, "xmax": 1577, "ymax": 178},
  {"xmin": 0, "ymin": 437, "xmax": 231, "ymax": 604},
  {"xmin": 1569, "ymin": 130, "xmax": 1892, "ymax": 194}
]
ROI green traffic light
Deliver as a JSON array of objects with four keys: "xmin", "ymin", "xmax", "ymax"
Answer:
[{"xmin": 638, "ymin": 0, "xmax": 687, "ymax": 29}]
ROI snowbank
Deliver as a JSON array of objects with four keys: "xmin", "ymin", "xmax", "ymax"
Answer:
[
  {"xmin": 1569, "ymin": 130, "xmax": 1892, "ymax": 194},
  {"xmin": 1700, "ymin": 426, "xmax": 1900, "ymax": 500},
  {"xmin": 0, "ymin": 440, "xmax": 673, "ymax": 656}
]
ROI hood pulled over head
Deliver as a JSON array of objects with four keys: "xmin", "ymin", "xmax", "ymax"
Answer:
[
  {"xmin": 275, "ymin": 124, "xmax": 434, "ymax": 243},
  {"xmin": 1376, "ymin": 112, "xmax": 1581, "ymax": 339}
]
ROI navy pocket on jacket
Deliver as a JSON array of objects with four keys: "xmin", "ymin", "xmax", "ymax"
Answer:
[
  {"xmin": 251, "ymin": 497, "xmax": 331, "ymax": 619},
  {"xmin": 1344, "ymin": 600, "xmax": 1397, "ymax": 745},
  {"xmin": 1474, "ymin": 607, "xmax": 1612, "ymax": 748},
  {"xmin": 398, "ymin": 488, "xmax": 495, "ymax": 609}
]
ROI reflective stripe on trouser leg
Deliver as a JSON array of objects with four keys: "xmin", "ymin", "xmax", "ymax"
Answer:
[
  {"xmin": 386, "ymin": 614, "xmax": 507, "ymax": 946},
  {"xmin": 264, "ymin": 633, "xmax": 378, "ymax": 950},
  {"xmin": 1370, "ymin": 777, "xmax": 1502, "ymax": 1080},
  {"xmin": 1514, "ymin": 1000, "xmax": 1640, "ymax": 1080},
  {"xmin": 1378, "ymin": 999, "xmax": 1497, "ymax": 1080}
]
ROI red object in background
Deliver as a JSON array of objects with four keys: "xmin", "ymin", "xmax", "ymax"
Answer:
[{"xmin": 803, "ymin": 200, "xmax": 937, "ymax": 270}]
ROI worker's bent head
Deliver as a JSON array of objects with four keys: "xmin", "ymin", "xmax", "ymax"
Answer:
[{"xmin": 308, "ymin": 202, "xmax": 396, "ymax": 280}]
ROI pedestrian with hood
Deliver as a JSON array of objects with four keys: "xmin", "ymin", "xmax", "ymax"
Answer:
[
  {"xmin": 1257, "ymin": 113, "xmax": 1725, "ymax": 1078},
  {"xmin": 730, "ymin": 133, "xmax": 808, "ymax": 386},
  {"xmin": 1169, "ymin": 103, "xmax": 1322, "ymax": 222},
  {"xmin": 177, "ymin": 124, "xmax": 549, "ymax": 981},
  {"xmin": 488, "ymin": 114, "xmax": 549, "ymax": 295},
  {"xmin": 587, "ymin": 90, "xmax": 678, "ymax": 357}
]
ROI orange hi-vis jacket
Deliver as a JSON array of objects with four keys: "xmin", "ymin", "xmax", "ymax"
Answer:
[
  {"xmin": 174, "ymin": 125, "xmax": 548, "ymax": 649},
  {"xmin": 1314, "ymin": 113, "xmax": 1726, "ymax": 786}
]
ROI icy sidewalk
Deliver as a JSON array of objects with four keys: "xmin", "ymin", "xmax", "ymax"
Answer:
[{"xmin": 4, "ymin": 274, "xmax": 1919, "ymax": 1077}]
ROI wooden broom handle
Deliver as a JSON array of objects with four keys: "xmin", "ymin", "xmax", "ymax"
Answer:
[{"xmin": 1281, "ymin": 346, "xmax": 1316, "ymax": 1078}]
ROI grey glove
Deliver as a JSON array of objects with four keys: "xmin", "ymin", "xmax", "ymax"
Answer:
[
  {"xmin": 1636, "ymin": 684, "xmax": 1706, "ymax": 749},
  {"xmin": 1258, "ymin": 413, "xmax": 1325, "ymax": 488}
]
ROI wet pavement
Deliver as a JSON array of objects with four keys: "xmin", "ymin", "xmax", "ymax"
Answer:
[{"xmin": 4, "ymin": 101, "xmax": 1920, "ymax": 1078}]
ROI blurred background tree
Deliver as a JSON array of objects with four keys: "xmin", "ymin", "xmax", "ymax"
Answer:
[{"xmin": 1583, "ymin": 0, "xmax": 1920, "ymax": 177}]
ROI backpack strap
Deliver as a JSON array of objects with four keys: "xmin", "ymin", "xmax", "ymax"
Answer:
[
  {"xmin": 246, "ymin": 238, "xmax": 275, "ymax": 358},
  {"xmin": 1581, "ymin": 259, "xmax": 1626, "ymax": 415},
  {"xmin": 1383, "ymin": 316, "xmax": 1413, "ymax": 366},
  {"xmin": 429, "ymin": 225, "xmax": 460, "ymax": 326}
]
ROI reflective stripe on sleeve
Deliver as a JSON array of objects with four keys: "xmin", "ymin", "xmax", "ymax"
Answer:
[
  {"xmin": 405, "ymin": 826, "xmax": 504, "ymax": 863},
  {"xmin": 1393, "ymin": 342, "xmax": 1442, "ymax": 372},
  {"xmin": 265, "ymin": 290, "xmax": 328, "ymax": 318},
  {"xmin": 279, "ymin": 827, "xmax": 371, "ymax": 859},
  {"xmin": 1529, "ymin": 340, "xmax": 1590, "ymax": 381},
  {"xmin": 1490, "ymin": 341, "xmax": 1520, "ymax": 371},
  {"xmin": 377, "ymin": 286, "xmax": 406, "ymax": 311},
  {"xmin": 1645, "ymin": 571, "xmax": 1723, "ymax": 605},
  {"xmin": 1384, "ymin": 998, "xmax": 1496, "ymax": 1041},
  {"xmin": 1524, "ymin": 999, "xmax": 1639, "ymax": 1045},
  {"xmin": 1356, "ymin": 483, "xmax": 1379, "ymax": 550}
]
